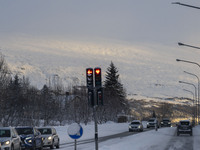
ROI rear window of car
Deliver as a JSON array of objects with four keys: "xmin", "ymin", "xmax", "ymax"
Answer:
[
  {"xmin": 0, "ymin": 130, "xmax": 10, "ymax": 137},
  {"xmin": 180, "ymin": 121, "xmax": 190, "ymax": 125}
]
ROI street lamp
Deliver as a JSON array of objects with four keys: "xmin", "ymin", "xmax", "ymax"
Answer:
[
  {"xmin": 183, "ymin": 70, "xmax": 199, "ymax": 114},
  {"xmin": 178, "ymin": 42, "xmax": 200, "ymax": 50},
  {"xmin": 179, "ymin": 80, "xmax": 198, "ymax": 124},
  {"xmin": 176, "ymin": 59, "xmax": 200, "ymax": 68},
  {"xmin": 172, "ymin": 2, "xmax": 200, "ymax": 9},
  {"xmin": 176, "ymin": 59, "xmax": 200, "ymax": 122},
  {"xmin": 183, "ymin": 89, "xmax": 195, "ymax": 105}
]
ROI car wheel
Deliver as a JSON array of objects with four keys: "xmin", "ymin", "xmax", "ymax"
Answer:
[
  {"xmin": 50, "ymin": 140, "xmax": 55, "ymax": 149},
  {"xmin": 56, "ymin": 140, "xmax": 60, "ymax": 149},
  {"xmin": 190, "ymin": 132, "xmax": 193, "ymax": 136},
  {"xmin": 11, "ymin": 145, "xmax": 14, "ymax": 150}
]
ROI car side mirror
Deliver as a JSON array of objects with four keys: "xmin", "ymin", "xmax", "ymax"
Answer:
[{"xmin": 12, "ymin": 135, "xmax": 17, "ymax": 138}]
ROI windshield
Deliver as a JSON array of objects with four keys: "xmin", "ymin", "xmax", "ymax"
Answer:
[
  {"xmin": 131, "ymin": 122, "xmax": 140, "ymax": 125},
  {"xmin": 38, "ymin": 128, "xmax": 52, "ymax": 135},
  {"xmin": 0, "ymin": 130, "xmax": 11, "ymax": 137},
  {"xmin": 15, "ymin": 128, "xmax": 33, "ymax": 135},
  {"xmin": 163, "ymin": 119, "xmax": 170, "ymax": 122},
  {"xmin": 148, "ymin": 119, "xmax": 155, "ymax": 122}
]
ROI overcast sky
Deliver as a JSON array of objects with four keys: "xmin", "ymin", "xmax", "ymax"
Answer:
[
  {"xmin": 0, "ymin": 0, "xmax": 200, "ymax": 46},
  {"xmin": 1, "ymin": 0, "xmax": 200, "ymax": 97}
]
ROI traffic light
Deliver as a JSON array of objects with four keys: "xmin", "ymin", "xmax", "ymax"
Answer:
[
  {"xmin": 86, "ymin": 68, "xmax": 93, "ymax": 89},
  {"xmin": 88, "ymin": 89, "xmax": 94, "ymax": 106},
  {"xmin": 97, "ymin": 88, "xmax": 103, "ymax": 105},
  {"xmin": 94, "ymin": 67, "xmax": 102, "ymax": 87}
]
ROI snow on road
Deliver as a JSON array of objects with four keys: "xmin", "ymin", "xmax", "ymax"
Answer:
[{"xmin": 54, "ymin": 122, "xmax": 200, "ymax": 150}]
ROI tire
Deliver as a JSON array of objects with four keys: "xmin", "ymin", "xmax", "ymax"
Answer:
[
  {"xmin": 177, "ymin": 132, "xmax": 179, "ymax": 136},
  {"xmin": 50, "ymin": 140, "xmax": 54, "ymax": 149},
  {"xmin": 56, "ymin": 140, "xmax": 60, "ymax": 149},
  {"xmin": 11, "ymin": 145, "xmax": 14, "ymax": 150}
]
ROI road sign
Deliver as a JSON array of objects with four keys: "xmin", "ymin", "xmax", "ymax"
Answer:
[{"xmin": 68, "ymin": 123, "xmax": 83, "ymax": 140}]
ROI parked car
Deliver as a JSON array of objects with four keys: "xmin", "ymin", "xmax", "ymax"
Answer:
[
  {"xmin": 177, "ymin": 120, "xmax": 192, "ymax": 136},
  {"xmin": 160, "ymin": 118, "xmax": 171, "ymax": 127},
  {"xmin": 129, "ymin": 120, "xmax": 143, "ymax": 132},
  {"xmin": 0, "ymin": 127, "xmax": 21, "ymax": 150},
  {"xmin": 147, "ymin": 118, "xmax": 159, "ymax": 128},
  {"xmin": 15, "ymin": 127, "xmax": 43, "ymax": 150},
  {"xmin": 37, "ymin": 127, "xmax": 60, "ymax": 149}
]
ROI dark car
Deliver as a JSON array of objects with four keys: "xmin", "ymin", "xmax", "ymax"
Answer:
[
  {"xmin": 37, "ymin": 127, "xmax": 59, "ymax": 149},
  {"xmin": 147, "ymin": 118, "xmax": 159, "ymax": 128},
  {"xmin": 129, "ymin": 120, "xmax": 143, "ymax": 132},
  {"xmin": 15, "ymin": 127, "xmax": 43, "ymax": 150},
  {"xmin": 160, "ymin": 118, "xmax": 171, "ymax": 127},
  {"xmin": 177, "ymin": 120, "xmax": 192, "ymax": 136}
]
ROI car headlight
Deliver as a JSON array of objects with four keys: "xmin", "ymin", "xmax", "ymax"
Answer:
[
  {"xmin": 3, "ymin": 140, "xmax": 10, "ymax": 145},
  {"xmin": 138, "ymin": 125, "xmax": 141, "ymax": 128},
  {"xmin": 25, "ymin": 137, "xmax": 32, "ymax": 143},
  {"xmin": 48, "ymin": 136, "xmax": 52, "ymax": 140},
  {"xmin": 168, "ymin": 122, "xmax": 171, "ymax": 124},
  {"xmin": 161, "ymin": 122, "xmax": 163, "ymax": 124}
]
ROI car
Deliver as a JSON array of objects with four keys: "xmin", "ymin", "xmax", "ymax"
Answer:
[
  {"xmin": 15, "ymin": 127, "xmax": 43, "ymax": 150},
  {"xmin": 177, "ymin": 120, "xmax": 192, "ymax": 136},
  {"xmin": 160, "ymin": 118, "xmax": 171, "ymax": 127},
  {"xmin": 0, "ymin": 127, "xmax": 21, "ymax": 150},
  {"xmin": 146, "ymin": 118, "xmax": 159, "ymax": 128},
  {"xmin": 129, "ymin": 120, "xmax": 143, "ymax": 132},
  {"xmin": 37, "ymin": 127, "xmax": 60, "ymax": 149}
]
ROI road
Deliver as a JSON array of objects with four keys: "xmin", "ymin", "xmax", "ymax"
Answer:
[
  {"xmin": 42, "ymin": 127, "xmax": 196, "ymax": 150},
  {"xmin": 164, "ymin": 131, "xmax": 193, "ymax": 150}
]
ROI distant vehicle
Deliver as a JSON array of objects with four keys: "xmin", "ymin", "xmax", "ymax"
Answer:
[
  {"xmin": 160, "ymin": 118, "xmax": 171, "ymax": 127},
  {"xmin": 177, "ymin": 120, "xmax": 192, "ymax": 136},
  {"xmin": 147, "ymin": 118, "xmax": 159, "ymax": 128},
  {"xmin": 129, "ymin": 120, "xmax": 143, "ymax": 132},
  {"xmin": 37, "ymin": 127, "xmax": 60, "ymax": 149},
  {"xmin": 15, "ymin": 127, "xmax": 43, "ymax": 150},
  {"xmin": 0, "ymin": 127, "xmax": 21, "ymax": 150}
]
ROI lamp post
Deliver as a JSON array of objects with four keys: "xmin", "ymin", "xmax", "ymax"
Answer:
[
  {"xmin": 176, "ymin": 59, "xmax": 200, "ymax": 123},
  {"xmin": 178, "ymin": 42, "xmax": 200, "ymax": 50},
  {"xmin": 183, "ymin": 89, "xmax": 195, "ymax": 104},
  {"xmin": 183, "ymin": 70, "xmax": 199, "ymax": 123},
  {"xmin": 179, "ymin": 81, "xmax": 198, "ymax": 125},
  {"xmin": 172, "ymin": 2, "xmax": 200, "ymax": 9},
  {"xmin": 183, "ymin": 89, "xmax": 196, "ymax": 126}
]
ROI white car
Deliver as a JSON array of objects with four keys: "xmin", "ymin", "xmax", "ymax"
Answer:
[
  {"xmin": 0, "ymin": 127, "xmax": 21, "ymax": 150},
  {"xmin": 37, "ymin": 127, "xmax": 59, "ymax": 149},
  {"xmin": 129, "ymin": 120, "xmax": 143, "ymax": 132}
]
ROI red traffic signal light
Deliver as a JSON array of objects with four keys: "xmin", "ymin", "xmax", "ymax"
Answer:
[
  {"xmin": 94, "ymin": 67, "xmax": 102, "ymax": 87},
  {"xmin": 86, "ymin": 68, "xmax": 93, "ymax": 88},
  {"xmin": 87, "ymin": 69, "xmax": 93, "ymax": 75},
  {"xmin": 95, "ymin": 69, "xmax": 101, "ymax": 75}
]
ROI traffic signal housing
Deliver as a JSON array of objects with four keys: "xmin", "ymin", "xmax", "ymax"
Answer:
[
  {"xmin": 94, "ymin": 67, "xmax": 102, "ymax": 87},
  {"xmin": 86, "ymin": 68, "xmax": 93, "ymax": 89}
]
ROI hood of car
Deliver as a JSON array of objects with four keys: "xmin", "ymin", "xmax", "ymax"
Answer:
[
  {"xmin": 19, "ymin": 134, "xmax": 34, "ymax": 140},
  {"xmin": 0, "ymin": 137, "xmax": 11, "ymax": 142}
]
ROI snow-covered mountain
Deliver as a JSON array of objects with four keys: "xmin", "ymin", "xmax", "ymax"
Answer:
[{"xmin": 1, "ymin": 35, "xmax": 199, "ymax": 98}]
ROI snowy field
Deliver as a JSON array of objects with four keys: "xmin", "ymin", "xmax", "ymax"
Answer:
[{"xmin": 54, "ymin": 122, "xmax": 200, "ymax": 150}]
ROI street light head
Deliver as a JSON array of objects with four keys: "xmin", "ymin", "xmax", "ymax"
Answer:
[
  {"xmin": 179, "ymin": 81, "xmax": 182, "ymax": 83},
  {"xmin": 176, "ymin": 59, "xmax": 181, "ymax": 62},
  {"xmin": 172, "ymin": 2, "xmax": 180, "ymax": 5},
  {"xmin": 178, "ymin": 42, "xmax": 184, "ymax": 46}
]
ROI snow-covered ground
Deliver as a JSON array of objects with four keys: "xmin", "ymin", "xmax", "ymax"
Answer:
[{"xmin": 54, "ymin": 122, "xmax": 200, "ymax": 150}]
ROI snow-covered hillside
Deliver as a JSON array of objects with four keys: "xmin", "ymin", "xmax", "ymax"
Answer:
[{"xmin": 0, "ymin": 35, "xmax": 200, "ymax": 98}]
